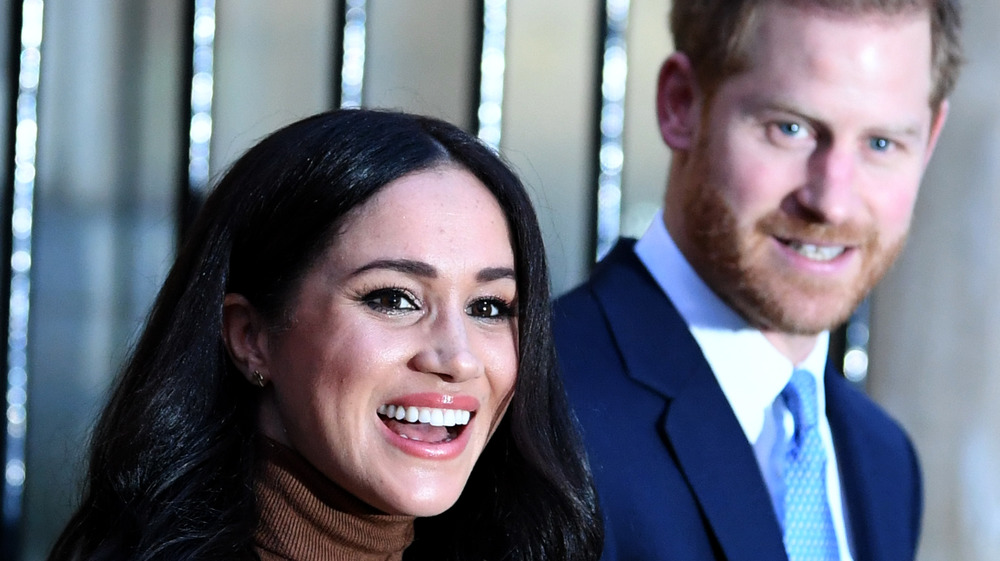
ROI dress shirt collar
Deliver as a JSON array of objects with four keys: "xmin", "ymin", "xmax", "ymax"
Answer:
[{"xmin": 634, "ymin": 214, "xmax": 830, "ymax": 443}]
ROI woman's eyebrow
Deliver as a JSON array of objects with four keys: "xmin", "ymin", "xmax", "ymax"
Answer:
[
  {"xmin": 351, "ymin": 260, "xmax": 515, "ymax": 283},
  {"xmin": 477, "ymin": 267, "xmax": 516, "ymax": 283},
  {"xmin": 351, "ymin": 259, "xmax": 437, "ymax": 278}
]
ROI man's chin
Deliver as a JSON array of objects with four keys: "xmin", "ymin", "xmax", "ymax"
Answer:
[{"xmin": 728, "ymin": 285, "xmax": 864, "ymax": 336}]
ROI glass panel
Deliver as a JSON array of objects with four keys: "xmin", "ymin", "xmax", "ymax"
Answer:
[
  {"xmin": 211, "ymin": 0, "xmax": 332, "ymax": 173},
  {"xmin": 619, "ymin": 0, "xmax": 671, "ymax": 239},
  {"xmin": 503, "ymin": 0, "xmax": 598, "ymax": 295},
  {"xmin": 365, "ymin": 0, "xmax": 475, "ymax": 130},
  {"xmin": 21, "ymin": 2, "xmax": 183, "ymax": 559}
]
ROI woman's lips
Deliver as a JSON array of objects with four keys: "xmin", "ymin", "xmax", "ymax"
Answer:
[
  {"xmin": 378, "ymin": 404, "xmax": 472, "ymax": 426},
  {"xmin": 376, "ymin": 394, "xmax": 479, "ymax": 458}
]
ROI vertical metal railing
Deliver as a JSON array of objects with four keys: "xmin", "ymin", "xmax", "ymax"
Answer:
[
  {"xmin": 476, "ymin": 0, "xmax": 506, "ymax": 150},
  {"xmin": 594, "ymin": 0, "xmax": 629, "ymax": 261},
  {"xmin": 179, "ymin": 0, "xmax": 216, "ymax": 241},
  {"xmin": 841, "ymin": 299, "xmax": 871, "ymax": 385},
  {"xmin": 338, "ymin": 0, "xmax": 366, "ymax": 108},
  {"xmin": 2, "ymin": 1, "xmax": 43, "ymax": 557}
]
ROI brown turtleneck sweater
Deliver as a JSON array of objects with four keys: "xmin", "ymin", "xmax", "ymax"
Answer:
[{"xmin": 255, "ymin": 439, "xmax": 416, "ymax": 561}]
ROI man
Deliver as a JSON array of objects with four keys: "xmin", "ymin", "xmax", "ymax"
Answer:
[{"xmin": 554, "ymin": 1, "xmax": 962, "ymax": 560}]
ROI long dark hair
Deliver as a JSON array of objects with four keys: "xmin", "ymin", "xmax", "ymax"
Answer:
[{"xmin": 47, "ymin": 109, "xmax": 602, "ymax": 561}]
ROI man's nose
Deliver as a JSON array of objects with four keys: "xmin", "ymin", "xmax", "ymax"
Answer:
[{"xmin": 795, "ymin": 143, "xmax": 863, "ymax": 224}]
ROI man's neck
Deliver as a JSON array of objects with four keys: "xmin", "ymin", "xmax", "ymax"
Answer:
[
  {"xmin": 761, "ymin": 330, "xmax": 820, "ymax": 365},
  {"xmin": 636, "ymin": 215, "xmax": 827, "ymax": 368}
]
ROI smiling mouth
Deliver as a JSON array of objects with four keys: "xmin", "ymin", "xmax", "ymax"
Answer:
[
  {"xmin": 778, "ymin": 238, "xmax": 847, "ymax": 262},
  {"xmin": 377, "ymin": 404, "xmax": 473, "ymax": 444}
]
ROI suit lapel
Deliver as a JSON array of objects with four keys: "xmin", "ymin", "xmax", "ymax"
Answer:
[
  {"xmin": 665, "ymin": 370, "xmax": 789, "ymax": 561},
  {"xmin": 827, "ymin": 372, "xmax": 879, "ymax": 561},
  {"xmin": 826, "ymin": 371, "xmax": 917, "ymax": 561},
  {"xmin": 591, "ymin": 242, "xmax": 788, "ymax": 561}
]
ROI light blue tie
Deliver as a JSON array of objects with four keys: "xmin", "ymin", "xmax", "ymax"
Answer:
[{"xmin": 781, "ymin": 369, "xmax": 839, "ymax": 561}]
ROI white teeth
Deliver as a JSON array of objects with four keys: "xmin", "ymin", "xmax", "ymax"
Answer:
[
  {"xmin": 430, "ymin": 409, "xmax": 445, "ymax": 427},
  {"xmin": 379, "ymin": 404, "xmax": 472, "ymax": 427},
  {"xmin": 790, "ymin": 242, "xmax": 845, "ymax": 261}
]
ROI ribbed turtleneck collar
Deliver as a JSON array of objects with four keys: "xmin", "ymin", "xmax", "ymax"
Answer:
[{"xmin": 255, "ymin": 438, "xmax": 416, "ymax": 561}]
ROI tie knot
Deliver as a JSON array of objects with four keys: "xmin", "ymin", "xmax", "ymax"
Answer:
[{"xmin": 782, "ymin": 369, "xmax": 820, "ymax": 431}]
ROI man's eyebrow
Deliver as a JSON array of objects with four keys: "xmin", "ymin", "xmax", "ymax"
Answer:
[
  {"xmin": 870, "ymin": 123, "xmax": 925, "ymax": 141},
  {"xmin": 351, "ymin": 259, "xmax": 437, "ymax": 278},
  {"xmin": 746, "ymin": 98, "xmax": 813, "ymax": 122},
  {"xmin": 751, "ymin": 98, "xmax": 927, "ymax": 140}
]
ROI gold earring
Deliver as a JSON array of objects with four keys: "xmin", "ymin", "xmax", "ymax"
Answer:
[{"xmin": 252, "ymin": 370, "xmax": 266, "ymax": 388}]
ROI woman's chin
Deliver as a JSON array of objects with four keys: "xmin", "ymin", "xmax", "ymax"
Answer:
[
  {"xmin": 373, "ymin": 491, "xmax": 463, "ymax": 518},
  {"xmin": 362, "ymin": 471, "xmax": 473, "ymax": 517}
]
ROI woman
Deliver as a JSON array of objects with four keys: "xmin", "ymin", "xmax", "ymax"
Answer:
[{"xmin": 47, "ymin": 109, "xmax": 602, "ymax": 560}]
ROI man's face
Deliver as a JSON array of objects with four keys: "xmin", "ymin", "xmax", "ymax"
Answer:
[{"xmin": 665, "ymin": 3, "xmax": 947, "ymax": 336}]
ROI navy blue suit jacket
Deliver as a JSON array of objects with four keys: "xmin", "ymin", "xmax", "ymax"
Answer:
[{"xmin": 554, "ymin": 240, "xmax": 922, "ymax": 561}]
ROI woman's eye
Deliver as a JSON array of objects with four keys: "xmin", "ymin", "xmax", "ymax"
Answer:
[
  {"xmin": 363, "ymin": 288, "xmax": 418, "ymax": 313},
  {"xmin": 467, "ymin": 298, "xmax": 513, "ymax": 320}
]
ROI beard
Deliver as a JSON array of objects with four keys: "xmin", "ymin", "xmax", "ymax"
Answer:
[{"xmin": 678, "ymin": 137, "xmax": 907, "ymax": 335}]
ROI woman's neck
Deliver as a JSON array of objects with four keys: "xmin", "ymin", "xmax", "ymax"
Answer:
[{"xmin": 254, "ymin": 438, "xmax": 416, "ymax": 561}]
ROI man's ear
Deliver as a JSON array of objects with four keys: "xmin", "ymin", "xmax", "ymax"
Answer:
[
  {"xmin": 656, "ymin": 52, "xmax": 701, "ymax": 151},
  {"xmin": 923, "ymin": 98, "xmax": 950, "ymax": 168},
  {"xmin": 222, "ymin": 293, "xmax": 270, "ymax": 385}
]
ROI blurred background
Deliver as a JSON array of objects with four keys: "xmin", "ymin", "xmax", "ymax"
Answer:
[{"xmin": 0, "ymin": 1, "xmax": 996, "ymax": 560}]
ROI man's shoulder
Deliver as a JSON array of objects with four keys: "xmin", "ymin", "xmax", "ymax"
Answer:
[
  {"xmin": 552, "ymin": 238, "xmax": 700, "ymax": 400},
  {"xmin": 553, "ymin": 239, "xmax": 645, "ymax": 314},
  {"xmin": 552, "ymin": 239, "xmax": 666, "ymax": 341}
]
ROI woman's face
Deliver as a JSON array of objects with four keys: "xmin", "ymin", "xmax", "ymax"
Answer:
[{"xmin": 256, "ymin": 166, "xmax": 519, "ymax": 516}]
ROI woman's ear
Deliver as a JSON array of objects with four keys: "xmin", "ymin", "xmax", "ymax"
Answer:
[
  {"xmin": 222, "ymin": 293, "xmax": 270, "ymax": 385},
  {"xmin": 656, "ymin": 52, "xmax": 701, "ymax": 151}
]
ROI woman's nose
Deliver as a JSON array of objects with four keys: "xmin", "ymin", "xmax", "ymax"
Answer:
[{"xmin": 410, "ymin": 310, "xmax": 484, "ymax": 382}]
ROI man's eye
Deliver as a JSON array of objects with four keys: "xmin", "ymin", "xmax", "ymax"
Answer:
[
  {"xmin": 765, "ymin": 120, "xmax": 812, "ymax": 148},
  {"xmin": 363, "ymin": 288, "xmax": 418, "ymax": 313},
  {"xmin": 869, "ymin": 137, "xmax": 892, "ymax": 151},
  {"xmin": 777, "ymin": 122, "xmax": 803, "ymax": 136}
]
